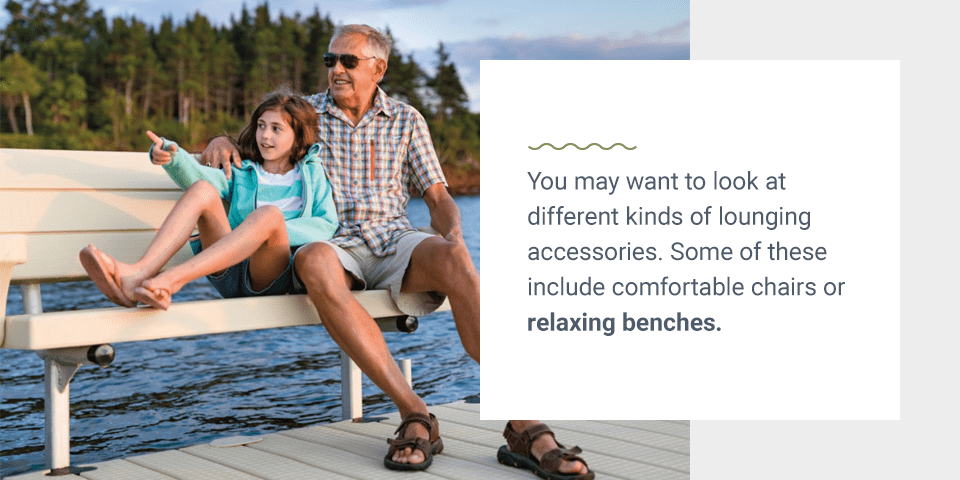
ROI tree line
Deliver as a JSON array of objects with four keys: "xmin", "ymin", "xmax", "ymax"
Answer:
[{"xmin": 0, "ymin": 0, "xmax": 478, "ymax": 171}]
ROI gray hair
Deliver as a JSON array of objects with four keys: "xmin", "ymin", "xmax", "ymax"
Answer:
[{"xmin": 331, "ymin": 24, "xmax": 392, "ymax": 62}]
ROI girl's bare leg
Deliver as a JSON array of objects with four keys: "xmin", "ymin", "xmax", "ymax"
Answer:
[
  {"xmin": 82, "ymin": 181, "xmax": 231, "ymax": 306},
  {"xmin": 136, "ymin": 205, "xmax": 291, "ymax": 309}
]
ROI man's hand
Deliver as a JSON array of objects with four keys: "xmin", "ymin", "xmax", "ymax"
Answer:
[
  {"xmin": 201, "ymin": 136, "xmax": 242, "ymax": 179},
  {"xmin": 146, "ymin": 131, "xmax": 177, "ymax": 166},
  {"xmin": 444, "ymin": 228, "xmax": 465, "ymax": 246},
  {"xmin": 423, "ymin": 183, "xmax": 466, "ymax": 245}
]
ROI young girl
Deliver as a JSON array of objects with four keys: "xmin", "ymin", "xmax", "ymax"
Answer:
[{"xmin": 79, "ymin": 87, "xmax": 337, "ymax": 310}]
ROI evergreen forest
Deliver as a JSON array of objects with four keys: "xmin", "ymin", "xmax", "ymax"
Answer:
[{"xmin": 0, "ymin": 0, "xmax": 480, "ymax": 192}]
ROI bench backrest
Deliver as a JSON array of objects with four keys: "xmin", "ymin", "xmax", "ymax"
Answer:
[{"xmin": 1, "ymin": 148, "xmax": 194, "ymax": 284}]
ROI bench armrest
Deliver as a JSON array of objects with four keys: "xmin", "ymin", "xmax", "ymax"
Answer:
[{"xmin": 0, "ymin": 234, "xmax": 28, "ymax": 346}]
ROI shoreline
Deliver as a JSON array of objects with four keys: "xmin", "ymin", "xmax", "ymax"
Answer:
[{"xmin": 442, "ymin": 164, "xmax": 480, "ymax": 196}]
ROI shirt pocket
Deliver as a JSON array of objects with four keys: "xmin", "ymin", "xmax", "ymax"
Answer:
[{"xmin": 367, "ymin": 136, "xmax": 405, "ymax": 193}]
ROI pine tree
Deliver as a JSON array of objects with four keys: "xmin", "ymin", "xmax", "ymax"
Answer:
[
  {"xmin": 380, "ymin": 28, "xmax": 427, "ymax": 112},
  {"xmin": 427, "ymin": 42, "xmax": 468, "ymax": 122},
  {"xmin": 152, "ymin": 16, "xmax": 178, "ymax": 120},
  {"xmin": 302, "ymin": 8, "xmax": 333, "ymax": 93}
]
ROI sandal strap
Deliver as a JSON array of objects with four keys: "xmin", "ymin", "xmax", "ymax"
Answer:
[
  {"xmin": 540, "ymin": 446, "xmax": 588, "ymax": 474},
  {"xmin": 503, "ymin": 422, "xmax": 556, "ymax": 457},
  {"xmin": 394, "ymin": 412, "xmax": 440, "ymax": 443}
]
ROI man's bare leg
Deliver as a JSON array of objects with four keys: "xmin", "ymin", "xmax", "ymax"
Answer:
[
  {"xmin": 401, "ymin": 237, "xmax": 479, "ymax": 361},
  {"xmin": 401, "ymin": 238, "xmax": 588, "ymax": 475},
  {"xmin": 294, "ymin": 243, "xmax": 432, "ymax": 466}
]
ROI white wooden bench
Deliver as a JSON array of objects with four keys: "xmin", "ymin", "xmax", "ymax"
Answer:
[{"xmin": 0, "ymin": 148, "xmax": 448, "ymax": 475}]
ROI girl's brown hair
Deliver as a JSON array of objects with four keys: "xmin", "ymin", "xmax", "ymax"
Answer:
[{"xmin": 237, "ymin": 86, "xmax": 319, "ymax": 165}]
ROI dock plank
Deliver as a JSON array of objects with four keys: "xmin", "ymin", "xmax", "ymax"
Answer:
[
  {"xmin": 80, "ymin": 460, "xmax": 178, "ymax": 480},
  {"xmin": 425, "ymin": 404, "xmax": 689, "ymax": 473},
  {"xmin": 126, "ymin": 450, "xmax": 261, "ymax": 480},
  {"xmin": 345, "ymin": 408, "xmax": 688, "ymax": 480},
  {"xmin": 282, "ymin": 419, "xmax": 519, "ymax": 480},
  {"xmin": 540, "ymin": 420, "xmax": 690, "ymax": 454},
  {"xmin": 594, "ymin": 419, "xmax": 691, "ymax": 439},
  {"xmin": 5, "ymin": 471, "xmax": 75, "ymax": 480},
  {"xmin": 252, "ymin": 433, "xmax": 443, "ymax": 480},
  {"xmin": 383, "ymin": 405, "xmax": 688, "ymax": 480},
  {"xmin": 446, "ymin": 402, "xmax": 690, "ymax": 440},
  {"xmin": 8, "ymin": 401, "xmax": 689, "ymax": 480},
  {"xmin": 182, "ymin": 443, "xmax": 355, "ymax": 480},
  {"xmin": 324, "ymin": 415, "xmax": 532, "ymax": 479}
]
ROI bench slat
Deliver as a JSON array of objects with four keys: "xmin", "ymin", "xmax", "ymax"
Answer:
[
  {"xmin": 1, "ymin": 291, "xmax": 430, "ymax": 350},
  {"xmin": 0, "ymin": 149, "xmax": 178, "ymax": 190},
  {"xmin": 11, "ymin": 232, "xmax": 194, "ymax": 283},
  {"xmin": 1, "ymin": 148, "xmax": 453, "ymax": 352},
  {"xmin": 0, "ymin": 191, "xmax": 182, "ymax": 233}
]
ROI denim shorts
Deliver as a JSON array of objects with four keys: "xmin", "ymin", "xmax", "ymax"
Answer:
[{"xmin": 190, "ymin": 238, "xmax": 298, "ymax": 299}]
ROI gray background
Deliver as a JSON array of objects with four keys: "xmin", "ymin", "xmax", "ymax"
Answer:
[{"xmin": 693, "ymin": 0, "xmax": 954, "ymax": 478}]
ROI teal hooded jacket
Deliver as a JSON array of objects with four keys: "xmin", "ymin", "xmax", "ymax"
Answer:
[{"xmin": 156, "ymin": 140, "xmax": 338, "ymax": 246}]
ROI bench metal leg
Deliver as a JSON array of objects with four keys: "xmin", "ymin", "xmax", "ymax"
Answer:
[
  {"xmin": 400, "ymin": 358, "xmax": 412, "ymax": 387},
  {"xmin": 339, "ymin": 353, "xmax": 415, "ymax": 421},
  {"xmin": 43, "ymin": 358, "xmax": 74, "ymax": 473},
  {"xmin": 36, "ymin": 346, "xmax": 115, "ymax": 475},
  {"xmin": 340, "ymin": 350, "xmax": 362, "ymax": 420},
  {"xmin": 22, "ymin": 284, "xmax": 70, "ymax": 473},
  {"xmin": 23, "ymin": 284, "xmax": 114, "ymax": 475}
]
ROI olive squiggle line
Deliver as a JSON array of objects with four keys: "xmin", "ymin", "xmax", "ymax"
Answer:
[{"xmin": 528, "ymin": 142, "xmax": 636, "ymax": 150}]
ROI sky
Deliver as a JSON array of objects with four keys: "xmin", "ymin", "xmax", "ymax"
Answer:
[{"xmin": 2, "ymin": 0, "xmax": 689, "ymax": 111}]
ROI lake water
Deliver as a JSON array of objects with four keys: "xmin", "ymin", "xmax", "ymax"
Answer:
[{"xmin": 0, "ymin": 196, "xmax": 480, "ymax": 478}]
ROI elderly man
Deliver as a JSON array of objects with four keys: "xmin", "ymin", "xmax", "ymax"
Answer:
[{"xmin": 203, "ymin": 25, "xmax": 591, "ymax": 479}]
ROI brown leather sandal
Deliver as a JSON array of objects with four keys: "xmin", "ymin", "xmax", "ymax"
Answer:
[
  {"xmin": 497, "ymin": 422, "xmax": 595, "ymax": 480},
  {"xmin": 384, "ymin": 412, "xmax": 444, "ymax": 471}
]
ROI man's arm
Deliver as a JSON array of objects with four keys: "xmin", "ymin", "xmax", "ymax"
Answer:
[
  {"xmin": 200, "ymin": 135, "xmax": 243, "ymax": 179},
  {"xmin": 421, "ymin": 183, "xmax": 464, "ymax": 245}
]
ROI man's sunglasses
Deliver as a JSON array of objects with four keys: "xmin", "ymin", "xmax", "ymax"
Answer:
[{"xmin": 323, "ymin": 53, "xmax": 377, "ymax": 69}]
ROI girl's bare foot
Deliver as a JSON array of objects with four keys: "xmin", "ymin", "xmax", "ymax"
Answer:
[
  {"xmin": 79, "ymin": 245, "xmax": 135, "ymax": 307},
  {"xmin": 134, "ymin": 278, "xmax": 174, "ymax": 310},
  {"xmin": 79, "ymin": 245, "xmax": 157, "ymax": 307}
]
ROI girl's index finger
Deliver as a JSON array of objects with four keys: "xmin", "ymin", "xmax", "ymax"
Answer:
[{"xmin": 146, "ymin": 130, "xmax": 163, "ymax": 146}]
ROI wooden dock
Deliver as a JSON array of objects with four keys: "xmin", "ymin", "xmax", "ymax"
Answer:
[{"xmin": 7, "ymin": 401, "xmax": 689, "ymax": 480}]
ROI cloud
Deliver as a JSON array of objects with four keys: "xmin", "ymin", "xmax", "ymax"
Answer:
[
  {"xmin": 387, "ymin": 0, "xmax": 450, "ymax": 5},
  {"xmin": 412, "ymin": 19, "xmax": 690, "ymax": 87},
  {"xmin": 476, "ymin": 17, "xmax": 507, "ymax": 27},
  {"xmin": 651, "ymin": 19, "xmax": 691, "ymax": 43},
  {"xmin": 408, "ymin": 20, "xmax": 690, "ymax": 111}
]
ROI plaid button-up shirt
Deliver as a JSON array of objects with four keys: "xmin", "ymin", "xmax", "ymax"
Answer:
[{"xmin": 304, "ymin": 88, "xmax": 446, "ymax": 257}]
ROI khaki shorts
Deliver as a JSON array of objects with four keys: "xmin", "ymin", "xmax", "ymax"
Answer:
[{"xmin": 293, "ymin": 231, "xmax": 446, "ymax": 316}]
